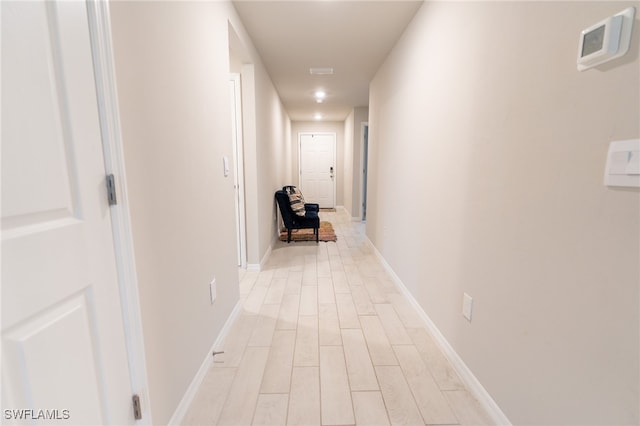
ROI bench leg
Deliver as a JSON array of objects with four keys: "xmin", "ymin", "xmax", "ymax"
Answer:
[
  {"xmin": 316, "ymin": 227, "xmax": 319, "ymax": 243},
  {"xmin": 287, "ymin": 229, "xmax": 292, "ymax": 243}
]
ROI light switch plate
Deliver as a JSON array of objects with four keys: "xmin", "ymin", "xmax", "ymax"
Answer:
[
  {"xmin": 604, "ymin": 139, "xmax": 640, "ymax": 187},
  {"xmin": 210, "ymin": 278, "xmax": 217, "ymax": 304},
  {"xmin": 223, "ymin": 156, "xmax": 230, "ymax": 177},
  {"xmin": 462, "ymin": 293, "xmax": 473, "ymax": 321}
]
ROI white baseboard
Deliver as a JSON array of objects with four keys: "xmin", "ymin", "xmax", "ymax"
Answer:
[
  {"xmin": 247, "ymin": 244, "xmax": 272, "ymax": 272},
  {"xmin": 168, "ymin": 300, "xmax": 243, "ymax": 425},
  {"xmin": 246, "ymin": 263, "xmax": 260, "ymax": 272},
  {"xmin": 366, "ymin": 238, "xmax": 511, "ymax": 426},
  {"xmin": 260, "ymin": 244, "xmax": 272, "ymax": 270}
]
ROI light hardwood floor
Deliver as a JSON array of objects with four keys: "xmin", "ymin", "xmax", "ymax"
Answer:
[{"xmin": 183, "ymin": 210, "xmax": 493, "ymax": 426}]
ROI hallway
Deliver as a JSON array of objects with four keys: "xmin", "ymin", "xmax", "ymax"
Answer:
[
  {"xmin": 2, "ymin": 1, "xmax": 637, "ymax": 424},
  {"xmin": 183, "ymin": 210, "xmax": 493, "ymax": 425}
]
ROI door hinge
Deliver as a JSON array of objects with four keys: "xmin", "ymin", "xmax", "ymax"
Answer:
[
  {"xmin": 106, "ymin": 174, "xmax": 117, "ymax": 206},
  {"xmin": 132, "ymin": 394, "xmax": 142, "ymax": 420}
]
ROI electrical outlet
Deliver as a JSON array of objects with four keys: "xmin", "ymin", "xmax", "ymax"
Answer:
[
  {"xmin": 462, "ymin": 293, "xmax": 473, "ymax": 321},
  {"xmin": 210, "ymin": 278, "xmax": 217, "ymax": 304}
]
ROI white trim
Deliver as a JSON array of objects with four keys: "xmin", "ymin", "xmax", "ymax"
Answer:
[
  {"xmin": 298, "ymin": 132, "xmax": 337, "ymax": 208},
  {"xmin": 246, "ymin": 264, "xmax": 261, "ymax": 272},
  {"xmin": 86, "ymin": 2, "xmax": 152, "ymax": 424},
  {"xmin": 168, "ymin": 300, "xmax": 244, "ymax": 426},
  {"xmin": 359, "ymin": 122, "xmax": 369, "ymax": 221},
  {"xmin": 229, "ymin": 74, "xmax": 247, "ymax": 269},
  {"xmin": 366, "ymin": 238, "xmax": 512, "ymax": 426},
  {"xmin": 260, "ymin": 244, "xmax": 272, "ymax": 270},
  {"xmin": 247, "ymin": 244, "xmax": 272, "ymax": 272}
]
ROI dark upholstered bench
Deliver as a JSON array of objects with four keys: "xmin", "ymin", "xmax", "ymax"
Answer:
[{"xmin": 275, "ymin": 189, "xmax": 319, "ymax": 243}]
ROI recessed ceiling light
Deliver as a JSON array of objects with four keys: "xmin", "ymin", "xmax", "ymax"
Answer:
[
  {"xmin": 310, "ymin": 67, "xmax": 334, "ymax": 75},
  {"xmin": 314, "ymin": 113, "xmax": 323, "ymax": 120},
  {"xmin": 314, "ymin": 90, "xmax": 326, "ymax": 99}
]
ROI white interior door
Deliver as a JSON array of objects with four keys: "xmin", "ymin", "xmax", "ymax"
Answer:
[
  {"xmin": 229, "ymin": 74, "xmax": 246, "ymax": 268},
  {"xmin": 2, "ymin": 2, "xmax": 134, "ymax": 424},
  {"xmin": 299, "ymin": 133, "xmax": 336, "ymax": 208}
]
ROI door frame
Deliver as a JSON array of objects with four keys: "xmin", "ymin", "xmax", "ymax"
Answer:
[
  {"xmin": 229, "ymin": 73, "xmax": 247, "ymax": 269},
  {"xmin": 360, "ymin": 122, "xmax": 369, "ymax": 221},
  {"xmin": 87, "ymin": 2, "xmax": 151, "ymax": 423},
  {"xmin": 298, "ymin": 132, "xmax": 336, "ymax": 208}
]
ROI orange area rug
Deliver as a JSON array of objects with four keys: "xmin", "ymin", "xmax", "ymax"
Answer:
[{"xmin": 279, "ymin": 221, "xmax": 337, "ymax": 242}]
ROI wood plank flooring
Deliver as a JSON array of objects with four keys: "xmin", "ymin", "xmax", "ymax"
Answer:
[{"xmin": 183, "ymin": 210, "xmax": 493, "ymax": 426}]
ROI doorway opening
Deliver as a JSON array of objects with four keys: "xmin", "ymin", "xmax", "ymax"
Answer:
[
  {"xmin": 361, "ymin": 123, "xmax": 369, "ymax": 221},
  {"xmin": 229, "ymin": 74, "xmax": 246, "ymax": 268}
]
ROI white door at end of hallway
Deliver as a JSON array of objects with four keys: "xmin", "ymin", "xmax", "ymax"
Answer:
[
  {"xmin": 2, "ymin": 2, "xmax": 134, "ymax": 424},
  {"xmin": 299, "ymin": 133, "xmax": 336, "ymax": 208}
]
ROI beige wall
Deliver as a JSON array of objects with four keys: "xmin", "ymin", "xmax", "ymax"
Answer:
[
  {"xmin": 343, "ymin": 107, "xmax": 369, "ymax": 219},
  {"xmin": 254, "ymin": 65, "xmax": 292, "ymax": 263},
  {"xmin": 353, "ymin": 107, "xmax": 369, "ymax": 219},
  {"xmin": 368, "ymin": 1, "xmax": 639, "ymax": 424},
  {"xmin": 344, "ymin": 112, "xmax": 355, "ymax": 215},
  {"xmin": 109, "ymin": 1, "xmax": 290, "ymax": 423},
  {"xmin": 291, "ymin": 121, "xmax": 345, "ymax": 206},
  {"xmin": 236, "ymin": 51, "xmax": 292, "ymax": 267}
]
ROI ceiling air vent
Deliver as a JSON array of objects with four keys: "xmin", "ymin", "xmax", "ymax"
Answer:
[{"xmin": 309, "ymin": 67, "xmax": 334, "ymax": 75}]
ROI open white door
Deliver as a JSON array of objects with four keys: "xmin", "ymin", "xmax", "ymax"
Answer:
[
  {"xmin": 2, "ymin": 2, "xmax": 135, "ymax": 424},
  {"xmin": 299, "ymin": 133, "xmax": 336, "ymax": 208}
]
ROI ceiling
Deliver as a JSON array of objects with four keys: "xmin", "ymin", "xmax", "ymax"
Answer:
[{"xmin": 232, "ymin": 0, "xmax": 424, "ymax": 122}]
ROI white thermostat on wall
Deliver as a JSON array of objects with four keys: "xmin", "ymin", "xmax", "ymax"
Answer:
[{"xmin": 577, "ymin": 7, "xmax": 635, "ymax": 71}]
